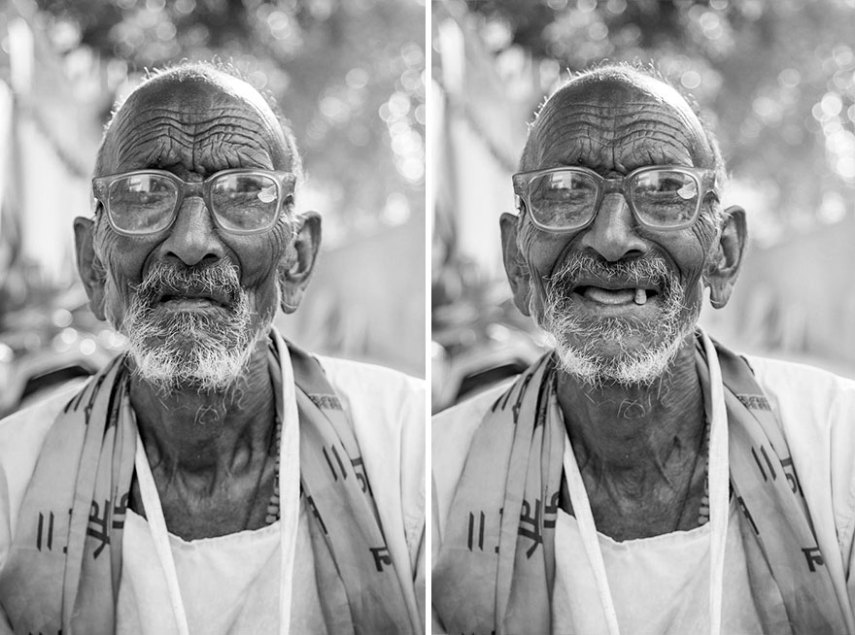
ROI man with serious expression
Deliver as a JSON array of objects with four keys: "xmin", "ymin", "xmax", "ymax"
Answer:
[
  {"xmin": 88, "ymin": 71, "xmax": 298, "ymax": 395},
  {"xmin": 0, "ymin": 64, "xmax": 424, "ymax": 634}
]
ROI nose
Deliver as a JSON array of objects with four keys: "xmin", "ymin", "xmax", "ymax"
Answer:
[
  {"xmin": 159, "ymin": 197, "xmax": 226, "ymax": 267},
  {"xmin": 578, "ymin": 192, "xmax": 648, "ymax": 262}
]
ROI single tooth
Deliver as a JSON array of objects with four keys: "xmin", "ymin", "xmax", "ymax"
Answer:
[{"xmin": 634, "ymin": 288, "xmax": 647, "ymax": 305}]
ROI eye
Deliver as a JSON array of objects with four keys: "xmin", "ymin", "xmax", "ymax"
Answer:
[{"xmin": 534, "ymin": 172, "xmax": 597, "ymax": 202}]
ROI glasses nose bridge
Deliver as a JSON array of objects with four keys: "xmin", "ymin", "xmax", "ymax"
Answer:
[
  {"xmin": 593, "ymin": 174, "xmax": 634, "ymax": 222},
  {"xmin": 599, "ymin": 174, "xmax": 628, "ymax": 199},
  {"xmin": 180, "ymin": 179, "xmax": 206, "ymax": 203}
]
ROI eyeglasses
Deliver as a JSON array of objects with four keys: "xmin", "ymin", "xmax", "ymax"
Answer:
[
  {"xmin": 92, "ymin": 169, "xmax": 296, "ymax": 236},
  {"xmin": 512, "ymin": 165, "xmax": 718, "ymax": 232}
]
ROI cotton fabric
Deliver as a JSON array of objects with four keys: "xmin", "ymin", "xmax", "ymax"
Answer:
[
  {"xmin": 116, "ymin": 504, "xmax": 327, "ymax": 635},
  {"xmin": 552, "ymin": 499, "xmax": 764, "ymax": 634},
  {"xmin": 0, "ymin": 335, "xmax": 424, "ymax": 634},
  {"xmin": 432, "ymin": 341, "xmax": 855, "ymax": 634}
]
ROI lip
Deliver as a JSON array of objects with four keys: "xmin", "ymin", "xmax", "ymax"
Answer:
[
  {"xmin": 569, "ymin": 275, "xmax": 662, "ymax": 296},
  {"xmin": 156, "ymin": 287, "xmax": 232, "ymax": 307},
  {"xmin": 562, "ymin": 276, "xmax": 665, "ymax": 313},
  {"xmin": 567, "ymin": 292, "xmax": 664, "ymax": 321},
  {"xmin": 159, "ymin": 297, "xmax": 222, "ymax": 308}
]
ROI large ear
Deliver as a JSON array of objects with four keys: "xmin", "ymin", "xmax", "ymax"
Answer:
[
  {"xmin": 706, "ymin": 205, "xmax": 747, "ymax": 309},
  {"xmin": 500, "ymin": 212, "xmax": 533, "ymax": 316},
  {"xmin": 73, "ymin": 216, "xmax": 107, "ymax": 321},
  {"xmin": 279, "ymin": 211, "xmax": 322, "ymax": 314}
]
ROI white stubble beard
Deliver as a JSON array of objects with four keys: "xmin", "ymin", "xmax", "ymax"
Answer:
[
  {"xmin": 535, "ymin": 256, "xmax": 697, "ymax": 388},
  {"xmin": 115, "ymin": 263, "xmax": 278, "ymax": 394}
]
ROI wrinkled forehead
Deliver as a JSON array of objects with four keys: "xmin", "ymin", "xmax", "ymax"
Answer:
[
  {"xmin": 525, "ymin": 73, "xmax": 715, "ymax": 172},
  {"xmin": 100, "ymin": 74, "xmax": 292, "ymax": 175}
]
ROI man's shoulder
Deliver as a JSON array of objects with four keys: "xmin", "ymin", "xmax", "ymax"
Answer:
[
  {"xmin": 315, "ymin": 354, "xmax": 425, "ymax": 448},
  {"xmin": 747, "ymin": 354, "xmax": 855, "ymax": 398},
  {"xmin": 746, "ymin": 354, "xmax": 855, "ymax": 428},
  {"xmin": 0, "ymin": 381, "xmax": 87, "ymax": 539},
  {"xmin": 744, "ymin": 355, "xmax": 855, "ymax": 575},
  {"xmin": 431, "ymin": 381, "xmax": 513, "ymax": 516},
  {"xmin": 317, "ymin": 354, "xmax": 424, "ymax": 404},
  {"xmin": 433, "ymin": 381, "xmax": 512, "ymax": 444},
  {"xmin": 0, "ymin": 381, "xmax": 84, "ymax": 455},
  {"xmin": 315, "ymin": 355, "xmax": 425, "ymax": 584}
]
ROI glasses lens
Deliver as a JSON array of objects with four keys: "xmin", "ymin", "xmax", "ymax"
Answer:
[
  {"xmin": 527, "ymin": 170, "xmax": 598, "ymax": 229},
  {"xmin": 211, "ymin": 173, "xmax": 280, "ymax": 232},
  {"xmin": 629, "ymin": 169, "xmax": 700, "ymax": 227},
  {"xmin": 108, "ymin": 174, "xmax": 177, "ymax": 233}
]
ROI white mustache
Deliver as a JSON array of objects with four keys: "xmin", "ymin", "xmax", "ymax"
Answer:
[
  {"xmin": 545, "ymin": 255, "xmax": 674, "ymax": 299},
  {"xmin": 132, "ymin": 261, "xmax": 242, "ymax": 312}
]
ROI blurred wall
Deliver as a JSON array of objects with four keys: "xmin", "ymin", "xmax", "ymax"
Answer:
[
  {"xmin": 277, "ymin": 215, "xmax": 425, "ymax": 376},
  {"xmin": 703, "ymin": 214, "xmax": 855, "ymax": 377}
]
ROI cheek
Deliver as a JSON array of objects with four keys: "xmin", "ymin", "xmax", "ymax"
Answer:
[
  {"xmin": 95, "ymin": 226, "xmax": 152, "ymax": 319},
  {"xmin": 658, "ymin": 221, "xmax": 718, "ymax": 310},
  {"xmin": 685, "ymin": 215, "xmax": 719, "ymax": 281},
  {"xmin": 223, "ymin": 220, "xmax": 290, "ymax": 293},
  {"xmin": 519, "ymin": 220, "xmax": 582, "ymax": 278},
  {"xmin": 644, "ymin": 213, "xmax": 716, "ymax": 286}
]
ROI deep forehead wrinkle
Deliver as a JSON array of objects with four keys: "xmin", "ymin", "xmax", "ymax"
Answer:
[
  {"xmin": 523, "ymin": 71, "xmax": 716, "ymax": 173},
  {"xmin": 101, "ymin": 73, "xmax": 292, "ymax": 175},
  {"xmin": 106, "ymin": 103, "xmax": 282, "ymax": 174},
  {"xmin": 531, "ymin": 100, "xmax": 700, "ymax": 171}
]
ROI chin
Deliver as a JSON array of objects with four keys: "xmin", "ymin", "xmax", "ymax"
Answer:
[
  {"xmin": 124, "ymin": 300, "xmax": 270, "ymax": 395},
  {"xmin": 129, "ymin": 337, "xmax": 254, "ymax": 394},
  {"xmin": 545, "ymin": 313, "xmax": 696, "ymax": 388},
  {"xmin": 551, "ymin": 330, "xmax": 687, "ymax": 388}
]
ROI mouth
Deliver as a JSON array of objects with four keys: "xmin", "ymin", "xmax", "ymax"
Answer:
[
  {"xmin": 156, "ymin": 288, "xmax": 233, "ymax": 308},
  {"xmin": 572, "ymin": 283, "xmax": 662, "ymax": 307}
]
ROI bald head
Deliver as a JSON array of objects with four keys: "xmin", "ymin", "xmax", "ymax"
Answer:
[
  {"xmin": 521, "ymin": 65, "xmax": 725, "ymax": 192},
  {"xmin": 95, "ymin": 63, "xmax": 301, "ymax": 181}
]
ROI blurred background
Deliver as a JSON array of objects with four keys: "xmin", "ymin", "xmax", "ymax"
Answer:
[
  {"xmin": 432, "ymin": 0, "xmax": 855, "ymax": 411},
  {"xmin": 0, "ymin": 0, "xmax": 426, "ymax": 417}
]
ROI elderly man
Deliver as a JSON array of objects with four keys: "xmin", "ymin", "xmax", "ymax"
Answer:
[
  {"xmin": 432, "ymin": 65, "xmax": 855, "ymax": 634},
  {"xmin": 0, "ymin": 64, "xmax": 424, "ymax": 634}
]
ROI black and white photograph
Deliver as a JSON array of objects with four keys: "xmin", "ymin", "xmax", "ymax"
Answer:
[{"xmin": 4, "ymin": 0, "xmax": 855, "ymax": 633}]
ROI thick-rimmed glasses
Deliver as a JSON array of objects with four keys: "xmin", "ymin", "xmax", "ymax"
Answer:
[
  {"xmin": 512, "ymin": 165, "xmax": 718, "ymax": 232},
  {"xmin": 92, "ymin": 169, "xmax": 296, "ymax": 236}
]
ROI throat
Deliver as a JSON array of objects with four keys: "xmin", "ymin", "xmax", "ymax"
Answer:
[
  {"xmin": 130, "ymin": 419, "xmax": 281, "ymax": 540},
  {"xmin": 566, "ymin": 417, "xmax": 710, "ymax": 541}
]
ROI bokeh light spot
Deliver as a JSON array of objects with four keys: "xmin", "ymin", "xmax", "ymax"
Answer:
[
  {"xmin": 346, "ymin": 67, "xmax": 369, "ymax": 90},
  {"xmin": 681, "ymin": 70, "xmax": 701, "ymax": 90},
  {"xmin": 821, "ymin": 92, "xmax": 843, "ymax": 117},
  {"xmin": 778, "ymin": 68, "xmax": 800, "ymax": 88}
]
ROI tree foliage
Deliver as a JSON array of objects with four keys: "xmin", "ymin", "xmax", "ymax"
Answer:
[
  {"xmin": 465, "ymin": 0, "xmax": 855, "ymax": 232},
  {"xmin": 32, "ymin": 0, "xmax": 425, "ymax": 231}
]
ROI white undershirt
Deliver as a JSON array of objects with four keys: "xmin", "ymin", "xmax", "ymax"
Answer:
[
  {"xmin": 551, "ymin": 499, "xmax": 766, "ymax": 635},
  {"xmin": 116, "ymin": 501, "xmax": 327, "ymax": 635}
]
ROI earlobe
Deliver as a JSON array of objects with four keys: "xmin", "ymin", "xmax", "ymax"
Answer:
[
  {"xmin": 500, "ymin": 212, "xmax": 533, "ymax": 316},
  {"xmin": 73, "ymin": 216, "xmax": 107, "ymax": 321},
  {"xmin": 707, "ymin": 205, "xmax": 747, "ymax": 309},
  {"xmin": 279, "ymin": 211, "xmax": 322, "ymax": 314}
]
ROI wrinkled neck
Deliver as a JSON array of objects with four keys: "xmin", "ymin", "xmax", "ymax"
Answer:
[
  {"xmin": 556, "ymin": 343, "xmax": 706, "ymax": 476},
  {"xmin": 128, "ymin": 342, "xmax": 277, "ymax": 477}
]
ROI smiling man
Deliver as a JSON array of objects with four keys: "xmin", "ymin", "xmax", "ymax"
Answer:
[
  {"xmin": 432, "ymin": 65, "xmax": 855, "ymax": 634},
  {"xmin": 0, "ymin": 63, "xmax": 424, "ymax": 634}
]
